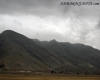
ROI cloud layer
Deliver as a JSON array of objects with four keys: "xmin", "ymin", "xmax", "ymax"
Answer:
[{"xmin": 0, "ymin": 0, "xmax": 100, "ymax": 49}]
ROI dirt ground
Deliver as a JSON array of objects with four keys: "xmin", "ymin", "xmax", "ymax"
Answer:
[{"xmin": 0, "ymin": 74, "xmax": 100, "ymax": 80}]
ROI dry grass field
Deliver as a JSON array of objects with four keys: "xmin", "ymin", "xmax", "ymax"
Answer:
[{"xmin": 0, "ymin": 74, "xmax": 100, "ymax": 80}]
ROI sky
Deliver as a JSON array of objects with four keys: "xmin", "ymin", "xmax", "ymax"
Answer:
[{"xmin": 0, "ymin": 0, "xmax": 100, "ymax": 49}]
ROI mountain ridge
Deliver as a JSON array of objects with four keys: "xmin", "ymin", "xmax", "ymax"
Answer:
[{"xmin": 0, "ymin": 30, "xmax": 100, "ymax": 74}]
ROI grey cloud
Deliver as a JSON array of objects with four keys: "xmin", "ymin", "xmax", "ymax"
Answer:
[
  {"xmin": 0, "ymin": 0, "xmax": 63, "ymax": 15},
  {"xmin": 96, "ymin": 20, "xmax": 100, "ymax": 29},
  {"xmin": 0, "ymin": 0, "xmax": 100, "ymax": 16},
  {"xmin": 0, "ymin": 0, "xmax": 100, "ymax": 49}
]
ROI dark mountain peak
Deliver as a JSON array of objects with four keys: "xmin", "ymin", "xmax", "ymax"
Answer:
[
  {"xmin": 33, "ymin": 39, "xmax": 40, "ymax": 42},
  {"xmin": 50, "ymin": 39, "xmax": 57, "ymax": 43},
  {"xmin": 0, "ymin": 30, "xmax": 21, "ymax": 38},
  {"xmin": 2, "ymin": 30, "xmax": 17, "ymax": 35},
  {"xmin": 0, "ymin": 30, "xmax": 27, "ymax": 40}
]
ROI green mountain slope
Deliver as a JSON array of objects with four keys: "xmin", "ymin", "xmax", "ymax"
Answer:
[{"xmin": 0, "ymin": 30, "xmax": 100, "ymax": 74}]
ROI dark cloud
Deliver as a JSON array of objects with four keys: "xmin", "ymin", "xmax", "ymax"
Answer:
[
  {"xmin": 0, "ymin": 0, "xmax": 99, "ymax": 17},
  {"xmin": 0, "ymin": 0, "xmax": 62, "ymax": 15},
  {"xmin": 0, "ymin": 0, "xmax": 100, "ymax": 15}
]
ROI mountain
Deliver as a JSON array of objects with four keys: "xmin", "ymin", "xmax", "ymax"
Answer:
[
  {"xmin": 34, "ymin": 40, "xmax": 100, "ymax": 74},
  {"xmin": 0, "ymin": 30, "xmax": 60, "ymax": 72},
  {"xmin": 0, "ymin": 30, "xmax": 100, "ymax": 74}
]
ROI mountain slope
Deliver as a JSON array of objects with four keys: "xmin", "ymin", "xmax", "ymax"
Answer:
[
  {"xmin": 0, "ymin": 30, "xmax": 100, "ymax": 74},
  {"xmin": 33, "ymin": 40, "xmax": 100, "ymax": 74},
  {"xmin": 0, "ymin": 30, "xmax": 60, "ymax": 72}
]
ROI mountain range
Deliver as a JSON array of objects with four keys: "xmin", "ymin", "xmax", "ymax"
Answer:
[{"xmin": 0, "ymin": 30, "xmax": 100, "ymax": 74}]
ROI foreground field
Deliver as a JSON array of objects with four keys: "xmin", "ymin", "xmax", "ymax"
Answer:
[{"xmin": 0, "ymin": 74, "xmax": 100, "ymax": 80}]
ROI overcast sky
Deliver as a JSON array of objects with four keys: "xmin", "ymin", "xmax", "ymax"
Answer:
[{"xmin": 0, "ymin": 0, "xmax": 100, "ymax": 49}]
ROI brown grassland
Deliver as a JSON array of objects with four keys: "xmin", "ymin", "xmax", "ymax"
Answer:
[{"xmin": 0, "ymin": 74, "xmax": 100, "ymax": 80}]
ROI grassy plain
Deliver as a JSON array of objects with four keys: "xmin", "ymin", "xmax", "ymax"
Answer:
[{"xmin": 0, "ymin": 74, "xmax": 100, "ymax": 80}]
